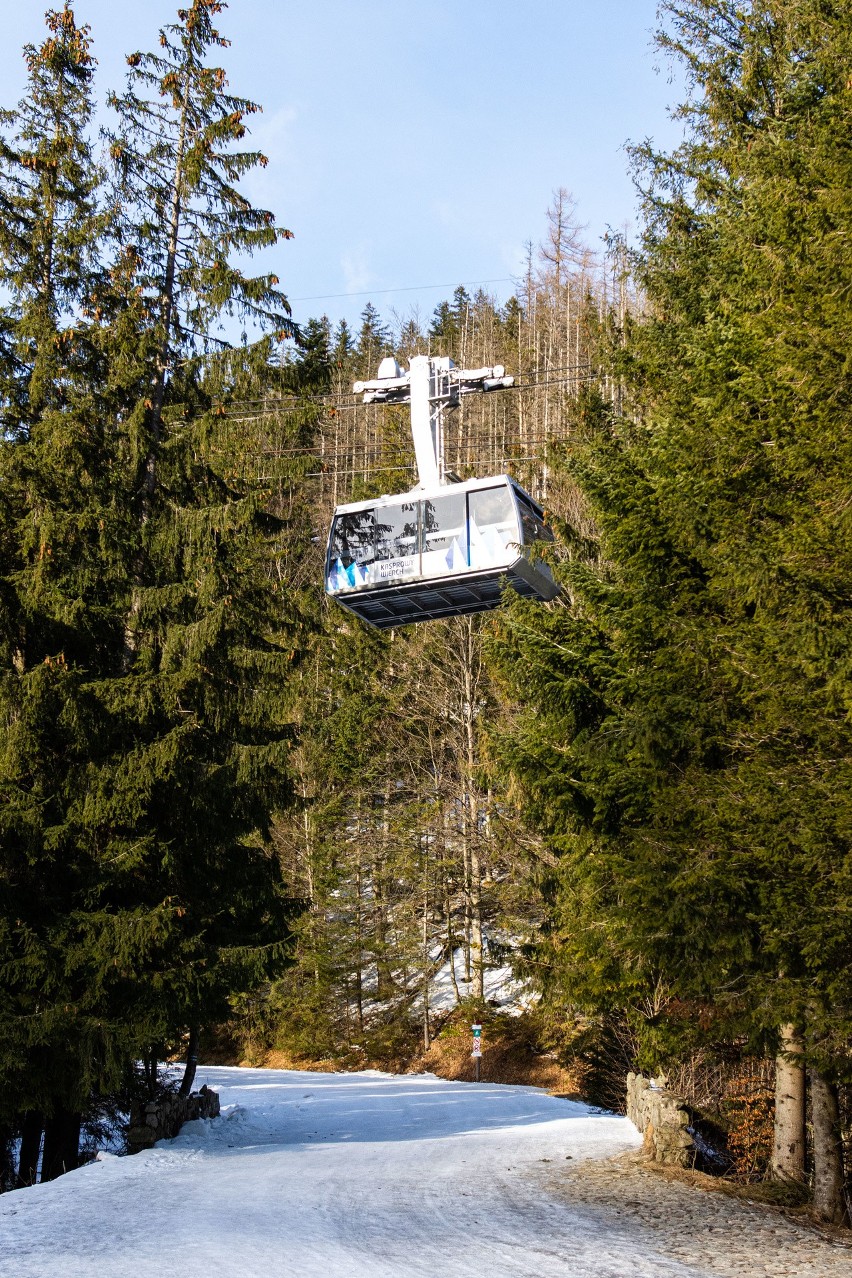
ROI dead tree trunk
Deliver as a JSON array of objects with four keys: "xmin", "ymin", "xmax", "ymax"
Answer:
[
  {"xmin": 421, "ymin": 879, "xmax": 431, "ymax": 1052},
  {"xmin": 178, "ymin": 1024, "xmax": 200, "ymax": 1097},
  {"xmin": 462, "ymin": 620, "xmax": 484, "ymax": 1001},
  {"xmin": 15, "ymin": 1111, "xmax": 43, "ymax": 1188}
]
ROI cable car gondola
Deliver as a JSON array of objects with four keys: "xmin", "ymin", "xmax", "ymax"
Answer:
[{"xmin": 325, "ymin": 355, "xmax": 559, "ymax": 630}]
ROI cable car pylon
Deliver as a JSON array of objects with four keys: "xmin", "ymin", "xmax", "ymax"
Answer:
[{"xmin": 325, "ymin": 354, "xmax": 559, "ymax": 628}]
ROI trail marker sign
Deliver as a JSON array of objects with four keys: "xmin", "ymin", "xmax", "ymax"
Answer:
[{"xmin": 471, "ymin": 1023, "xmax": 483, "ymax": 1082}]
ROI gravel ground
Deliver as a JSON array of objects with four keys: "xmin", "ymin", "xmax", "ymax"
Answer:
[{"xmin": 548, "ymin": 1151, "xmax": 852, "ymax": 1278}]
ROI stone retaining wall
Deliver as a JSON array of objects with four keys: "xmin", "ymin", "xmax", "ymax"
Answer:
[
  {"xmin": 127, "ymin": 1085, "xmax": 220, "ymax": 1154},
  {"xmin": 626, "ymin": 1072, "xmax": 694, "ymax": 1167}
]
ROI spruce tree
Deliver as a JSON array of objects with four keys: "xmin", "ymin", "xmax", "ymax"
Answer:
[
  {"xmin": 0, "ymin": 1, "xmax": 307, "ymax": 1180},
  {"xmin": 0, "ymin": 1, "xmax": 103, "ymax": 432},
  {"xmin": 354, "ymin": 303, "xmax": 392, "ymax": 379},
  {"xmin": 428, "ymin": 287, "xmax": 474, "ymax": 361},
  {"xmin": 105, "ymin": 0, "xmax": 293, "ymax": 662},
  {"xmin": 91, "ymin": 0, "xmax": 305, "ymax": 1068},
  {"xmin": 0, "ymin": 0, "xmax": 121, "ymax": 1172},
  {"xmin": 491, "ymin": 0, "xmax": 852, "ymax": 1213}
]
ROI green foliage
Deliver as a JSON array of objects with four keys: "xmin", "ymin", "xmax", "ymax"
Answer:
[
  {"xmin": 0, "ymin": 4, "xmax": 103, "ymax": 430},
  {"xmin": 106, "ymin": 0, "xmax": 292, "ymax": 349},
  {"xmin": 429, "ymin": 287, "xmax": 471, "ymax": 354},
  {"xmin": 492, "ymin": 0, "xmax": 852, "ymax": 1079},
  {"xmin": 353, "ymin": 303, "xmax": 392, "ymax": 379},
  {"xmin": 0, "ymin": 2, "xmax": 306, "ymax": 1145}
]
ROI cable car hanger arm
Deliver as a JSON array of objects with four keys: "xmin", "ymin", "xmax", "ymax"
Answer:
[{"xmin": 354, "ymin": 355, "xmax": 514, "ymax": 487}]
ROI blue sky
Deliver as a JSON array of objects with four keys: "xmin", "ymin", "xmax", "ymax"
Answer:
[{"xmin": 4, "ymin": 2, "xmax": 685, "ymax": 332}]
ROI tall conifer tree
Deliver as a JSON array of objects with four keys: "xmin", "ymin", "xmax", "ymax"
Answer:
[
  {"xmin": 0, "ymin": 2, "xmax": 102, "ymax": 431},
  {"xmin": 1, "ymin": 1, "xmax": 305, "ymax": 1180},
  {"xmin": 89, "ymin": 0, "xmax": 304, "ymax": 1075},
  {"xmin": 492, "ymin": 0, "xmax": 852, "ymax": 1217},
  {"xmin": 0, "ymin": 0, "xmax": 120, "ymax": 1176}
]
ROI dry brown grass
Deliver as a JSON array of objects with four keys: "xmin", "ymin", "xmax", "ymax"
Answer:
[
  {"xmin": 252, "ymin": 1049, "xmax": 343, "ymax": 1072},
  {"xmin": 413, "ymin": 1025, "xmax": 584, "ymax": 1095},
  {"xmin": 248, "ymin": 1048, "xmax": 392, "ymax": 1073},
  {"xmin": 251, "ymin": 1016, "xmax": 583, "ymax": 1097}
]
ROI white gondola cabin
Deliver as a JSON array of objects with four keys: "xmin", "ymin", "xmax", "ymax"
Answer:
[
  {"xmin": 325, "ymin": 355, "xmax": 559, "ymax": 629},
  {"xmin": 326, "ymin": 476, "xmax": 557, "ymax": 628}
]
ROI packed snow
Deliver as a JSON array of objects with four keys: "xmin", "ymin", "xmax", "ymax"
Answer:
[{"xmin": 2, "ymin": 1066, "xmax": 713, "ymax": 1277}]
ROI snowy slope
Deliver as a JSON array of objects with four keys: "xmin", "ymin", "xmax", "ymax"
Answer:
[
  {"xmin": 2, "ymin": 1066, "xmax": 706, "ymax": 1278},
  {"xmin": 428, "ymin": 955, "xmax": 536, "ymax": 1014}
]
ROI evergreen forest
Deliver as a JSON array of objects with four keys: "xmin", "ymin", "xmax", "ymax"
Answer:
[{"xmin": 1, "ymin": 0, "xmax": 851, "ymax": 1228}]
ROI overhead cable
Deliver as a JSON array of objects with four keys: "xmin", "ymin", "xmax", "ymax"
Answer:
[{"xmin": 290, "ymin": 277, "xmax": 516, "ymax": 303}]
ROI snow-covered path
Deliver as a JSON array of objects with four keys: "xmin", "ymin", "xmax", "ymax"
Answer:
[{"xmin": 1, "ymin": 1067, "xmax": 718, "ymax": 1277}]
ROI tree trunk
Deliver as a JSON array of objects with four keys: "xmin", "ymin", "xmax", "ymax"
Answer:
[
  {"xmin": 0, "ymin": 1125, "xmax": 15, "ymax": 1192},
  {"xmin": 469, "ymin": 832, "xmax": 484, "ymax": 1002},
  {"xmin": 41, "ymin": 1108, "xmax": 81, "ymax": 1182},
  {"xmin": 421, "ymin": 880, "xmax": 431, "ymax": 1052},
  {"xmin": 178, "ymin": 1024, "xmax": 200, "ymax": 1097},
  {"xmin": 810, "ymin": 1069, "xmax": 847, "ymax": 1224},
  {"xmin": 462, "ymin": 621, "xmax": 484, "ymax": 1002},
  {"xmin": 16, "ymin": 1111, "xmax": 43, "ymax": 1188},
  {"xmin": 374, "ymin": 777, "xmax": 395, "ymax": 998},
  {"xmin": 770, "ymin": 1024, "xmax": 806, "ymax": 1184},
  {"xmin": 121, "ymin": 71, "xmax": 191, "ymax": 670},
  {"xmin": 462, "ymin": 816, "xmax": 472, "ymax": 983},
  {"xmin": 143, "ymin": 1046, "xmax": 159, "ymax": 1098},
  {"xmin": 446, "ymin": 877, "xmax": 461, "ymax": 1005},
  {"xmin": 354, "ymin": 851, "xmax": 364, "ymax": 1034}
]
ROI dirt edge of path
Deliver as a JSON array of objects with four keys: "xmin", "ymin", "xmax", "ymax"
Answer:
[
  {"xmin": 638, "ymin": 1153, "xmax": 852, "ymax": 1248},
  {"xmin": 554, "ymin": 1147, "xmax": 852, "ymax": 1278}
]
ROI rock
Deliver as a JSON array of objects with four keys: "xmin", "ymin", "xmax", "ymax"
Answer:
[
  {"xmin": 126, "ymin": 1087, "xmax": 221, "ymax": 1154},
  {"xmin": 126, "ymin": 1125, "xmax": 157, "ymax": 1151},
  {"xmin": 627, "ymin": 1072, "xmax": 695, "ymax": 1167}
]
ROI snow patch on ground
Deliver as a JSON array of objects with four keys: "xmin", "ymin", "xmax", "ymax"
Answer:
[
  {"xmin": 429, "ymin": 953, "xmax": 537, "ymax": 1013},
  {"xmin": 413, "ymin": 940, "xmax": 539, "ymax": 1017}
]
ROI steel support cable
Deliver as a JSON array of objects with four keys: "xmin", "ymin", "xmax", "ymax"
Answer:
[
  {"xmin": 220, "ymin": 362, "xmax": 596, "ymax": 412},
  {"xmin": 253, "ymin": 428, "xmax": 578, "ymax": 459},
  {"xmin": 222, "ymin": 371, "xmax": 599, "ymax": 424},
  {"xmin": 239, "ymin": 435, "xmax": 578, "ymax": 476},
  {"xmin": 248, "ymin": 454, "xmax": 570, "ymax": 483}
]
